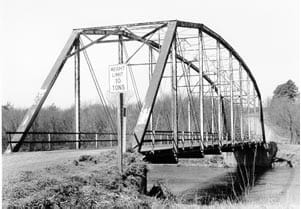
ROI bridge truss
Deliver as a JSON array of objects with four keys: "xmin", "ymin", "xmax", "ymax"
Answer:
[{"xmin": 5, "ymin": 20, "xmax": 266, "ymax": 157}]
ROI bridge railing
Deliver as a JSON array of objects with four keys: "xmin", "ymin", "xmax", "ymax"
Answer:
[
  {"xmin": 6, "ymin": 131, "xmax": 120, "ymax": 151},
  {"xmin": 142, "ymin": 130, "xmax": 262, "ymax": 151},
  {"xmin": 143, "ymin": 130, "xmax": 221, "ymax": 151}
]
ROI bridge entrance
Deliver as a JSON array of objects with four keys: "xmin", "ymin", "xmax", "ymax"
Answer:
[{"xmin": 5, "ymin": 20, "xmax": 269, "ymax": 165}]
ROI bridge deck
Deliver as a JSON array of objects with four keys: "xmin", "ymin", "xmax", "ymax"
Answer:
[{"xmin": 140, "ymin": 139, "xmax": 262, "ymax": 154}]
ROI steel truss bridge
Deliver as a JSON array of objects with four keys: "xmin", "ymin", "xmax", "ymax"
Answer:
[{"xmin": 5, "ymin": 20, "xmax": 268, "ymax": 163}]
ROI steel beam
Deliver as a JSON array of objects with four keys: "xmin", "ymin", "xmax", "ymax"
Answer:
[
  {"xmin": 229, "ymin": 53, "xmax": 234, "ymax": 143},
  {"xmin": 149, "ymin": 46, "xmax": 154, "ymax": 145},
  {"xmin": 216, "ymin": 41, "xmax": 222, "ymax": 144},
  {"xmin": 198, "ymin": 29, "xmax": 204, "ymax": 152},
  {"xmin": 239, "ymin": 64, "xmax": 244, "ymax": 141},
  {"xmin": 211, "ymin": 87, "xmax": 215, "ymax": 134},
  {"xmin": 171, "ymin": 38, "xmax": 178, "ymax": 153},
  {"xmin": 5, "ymin": 31, "xmax": 80, "ymax": 153},
  {"xmin": 68, "ymin": 32, "xmax": 115, "ymax": 57},
  {"xmin": 187, "ymin": 66, "xmax": 191, "ymax": 138},
  {"xmin": 133, "ymin": 21, "xmax": 177, "ymax": 151},
  {"xmin": 247, "ymin": 77, "xmax": 251, "ymax": 139},
  {"xmin": 252, "ymin": 88, "xmax": 257, "ymax": 136},
  {"xmin": 142, "ymin": 23, "xmax": 167, "ymax": 39},
  {"xmin": 78, "ymin": 21, "xmax": 170, "ymax": 31},
  {"xmin": 74, "ymin": 38, "xmax": 81, "ymax": 149}
]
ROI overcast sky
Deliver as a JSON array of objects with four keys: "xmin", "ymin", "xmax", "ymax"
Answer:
[{"xmin": 0, "ymin": 0, "xmax": 299, "ymax": 108}]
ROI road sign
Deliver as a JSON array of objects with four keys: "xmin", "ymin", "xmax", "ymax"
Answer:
[{"xmin": 109, "ymin": 64, "xmax": 128, "ymax": 93}]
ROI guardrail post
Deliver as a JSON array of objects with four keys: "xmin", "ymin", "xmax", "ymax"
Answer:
[
  {"xmin": 152, "ymin": 130, "xmax": 155, "ymax": 151},
  {"xmin": 191, "ymin": 131, "xmax": 193, "ymax": 147},
  {"xmin": 8, "ymin": 133, "xmax": 12, "ymax": 151},
  {"xmin": 110, "ymin": 134, "xmax": 113, "ymax": 147},
  {"xmin": 182, "ymin": 131, "xmax": 185, "ymax": 148},
  {"xmin": 48, "ymin": 133, "xmax": 51, "ymax": 150},
  {"xmin": 160, "ymin": 134, "xmax": 162, "ymax": 145},
  {"xmin": 95, "ymin": 133, "xmax": 98, "ymax": 149}
]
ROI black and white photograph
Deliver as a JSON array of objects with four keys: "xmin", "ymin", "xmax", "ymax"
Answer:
[{"xmin": 1, "ymin": 0, "xmax": 300, "ymax": 208}]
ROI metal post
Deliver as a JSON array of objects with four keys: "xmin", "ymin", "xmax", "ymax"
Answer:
[
  {"xmin": 9, "ymin": 134, "xmax": 12, "ymax": 151},
  {"xmin": 229, "ymin": 53, "xmax": 234, "ymax": 144},
  {"xmin": 211, "ymin": 87, "xmax": 215, "ymax": 134},
  {"xmin": 247, "ymin": 77, "xmax": 251, "ymax": 140},
  {"xmin": 74, "ymin": 38, "xmax": 80, "ymax": 150},
  {"xmin": 253, "ymin": 88, "xmax": 257, "ymax": 139},
  {"xmin": 95, "ymin": 133, "xmax": 98, "ymax": 149},
  {"xmin": 149, "ymin": 46, "xmax": 155, "ymax": 146},
  {"xmin": 110, "ymin": 134, "xmax": 113, "ymax": 147},
  {"xmin": 216, "ymin": 41, "xmax": 222, "ymax": 144},
  {"xmin": 198, "ymin": 30, "xmax": 204, "ymax": 152},
  {"xmin": 117, "ymin": 35, "xmax": 124, "ymax": 173},
  {"xmin": 239, "ymin": 64, "xmax": 244, "ymax": 141},
  {"xmin": 187, "ymin": 66, "xmax": 191, "ymax": 139},
  {"xmin": 171, "ymin": 38, "xmax": 178, "ymax": 154},
  {"xmin": 48, "ymin": 133, "xmax": 51, "ymax": 150},
  {"xmin": 123, "ymin": 108, "xmax": 127, "ymax": 153}
]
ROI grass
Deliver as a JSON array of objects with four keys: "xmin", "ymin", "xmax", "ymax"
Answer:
[{"xmin": 3, "ymin": 150, "xmax": 154, "ymax": 208}]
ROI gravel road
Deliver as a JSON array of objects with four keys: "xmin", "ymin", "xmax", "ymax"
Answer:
[{"xmin": 2, "ymin": 148, "xmax": 114, "ymax": 179}]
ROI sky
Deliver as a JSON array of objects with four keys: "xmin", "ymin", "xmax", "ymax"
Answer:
[{"xmin": 0, "ymin": 0, "xmax": 300, "ymax": 108}]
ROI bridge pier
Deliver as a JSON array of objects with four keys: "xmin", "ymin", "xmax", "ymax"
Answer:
[
  {"xmin": 143, "ymin": 149, "xmax": 179, "ymax": 164},
  {"xmin": 142, "ymin": 141, "xmax": 277, "ymax": 168},
  {"xmin": 233, "ymin": 142, "xmax": 277, "ymax": 168}
]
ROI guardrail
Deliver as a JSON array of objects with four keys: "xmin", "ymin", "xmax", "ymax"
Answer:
[
  {"xmin": 6, "ymin": 131, "xmax": 126, "ymax": 151},
  {"xmin": 5, "ymin": 130, "xmax": 261, "ymax": 152}
]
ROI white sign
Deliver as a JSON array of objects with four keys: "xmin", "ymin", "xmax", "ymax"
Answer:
[{"xmin": 109, "ymin": 64, "xmax": 128, "ymax": 93}]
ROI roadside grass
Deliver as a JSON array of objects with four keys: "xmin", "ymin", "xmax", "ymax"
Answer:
[{"xmin": 2, "ymin": 150, "xmax": 155, "ymax": 208}]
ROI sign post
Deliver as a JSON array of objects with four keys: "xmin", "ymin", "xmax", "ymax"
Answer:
[
  {"xmin": 109, "ymin": 64, "xmax": 128, "ymax": 153},
  {"xmin": 109, "ymin": 63, "xmax": 128, "ymax": 173},
  {"xmin": 109, "ymin": 36, "xmax": 127, "ymax": 173}
]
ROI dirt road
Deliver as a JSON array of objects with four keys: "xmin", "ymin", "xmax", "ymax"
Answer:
[{"xmin": 2, "ymin": 148, "xmax": 114, "ymax": 179}]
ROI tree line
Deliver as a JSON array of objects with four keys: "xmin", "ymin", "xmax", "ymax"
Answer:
[
  {"xmin": 3, "ymin": 90, "xmax": 276, "ymax": 152},
  {"xmin": 2, "ymin": 95, "xmax": 240, "ymax": 152}
]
